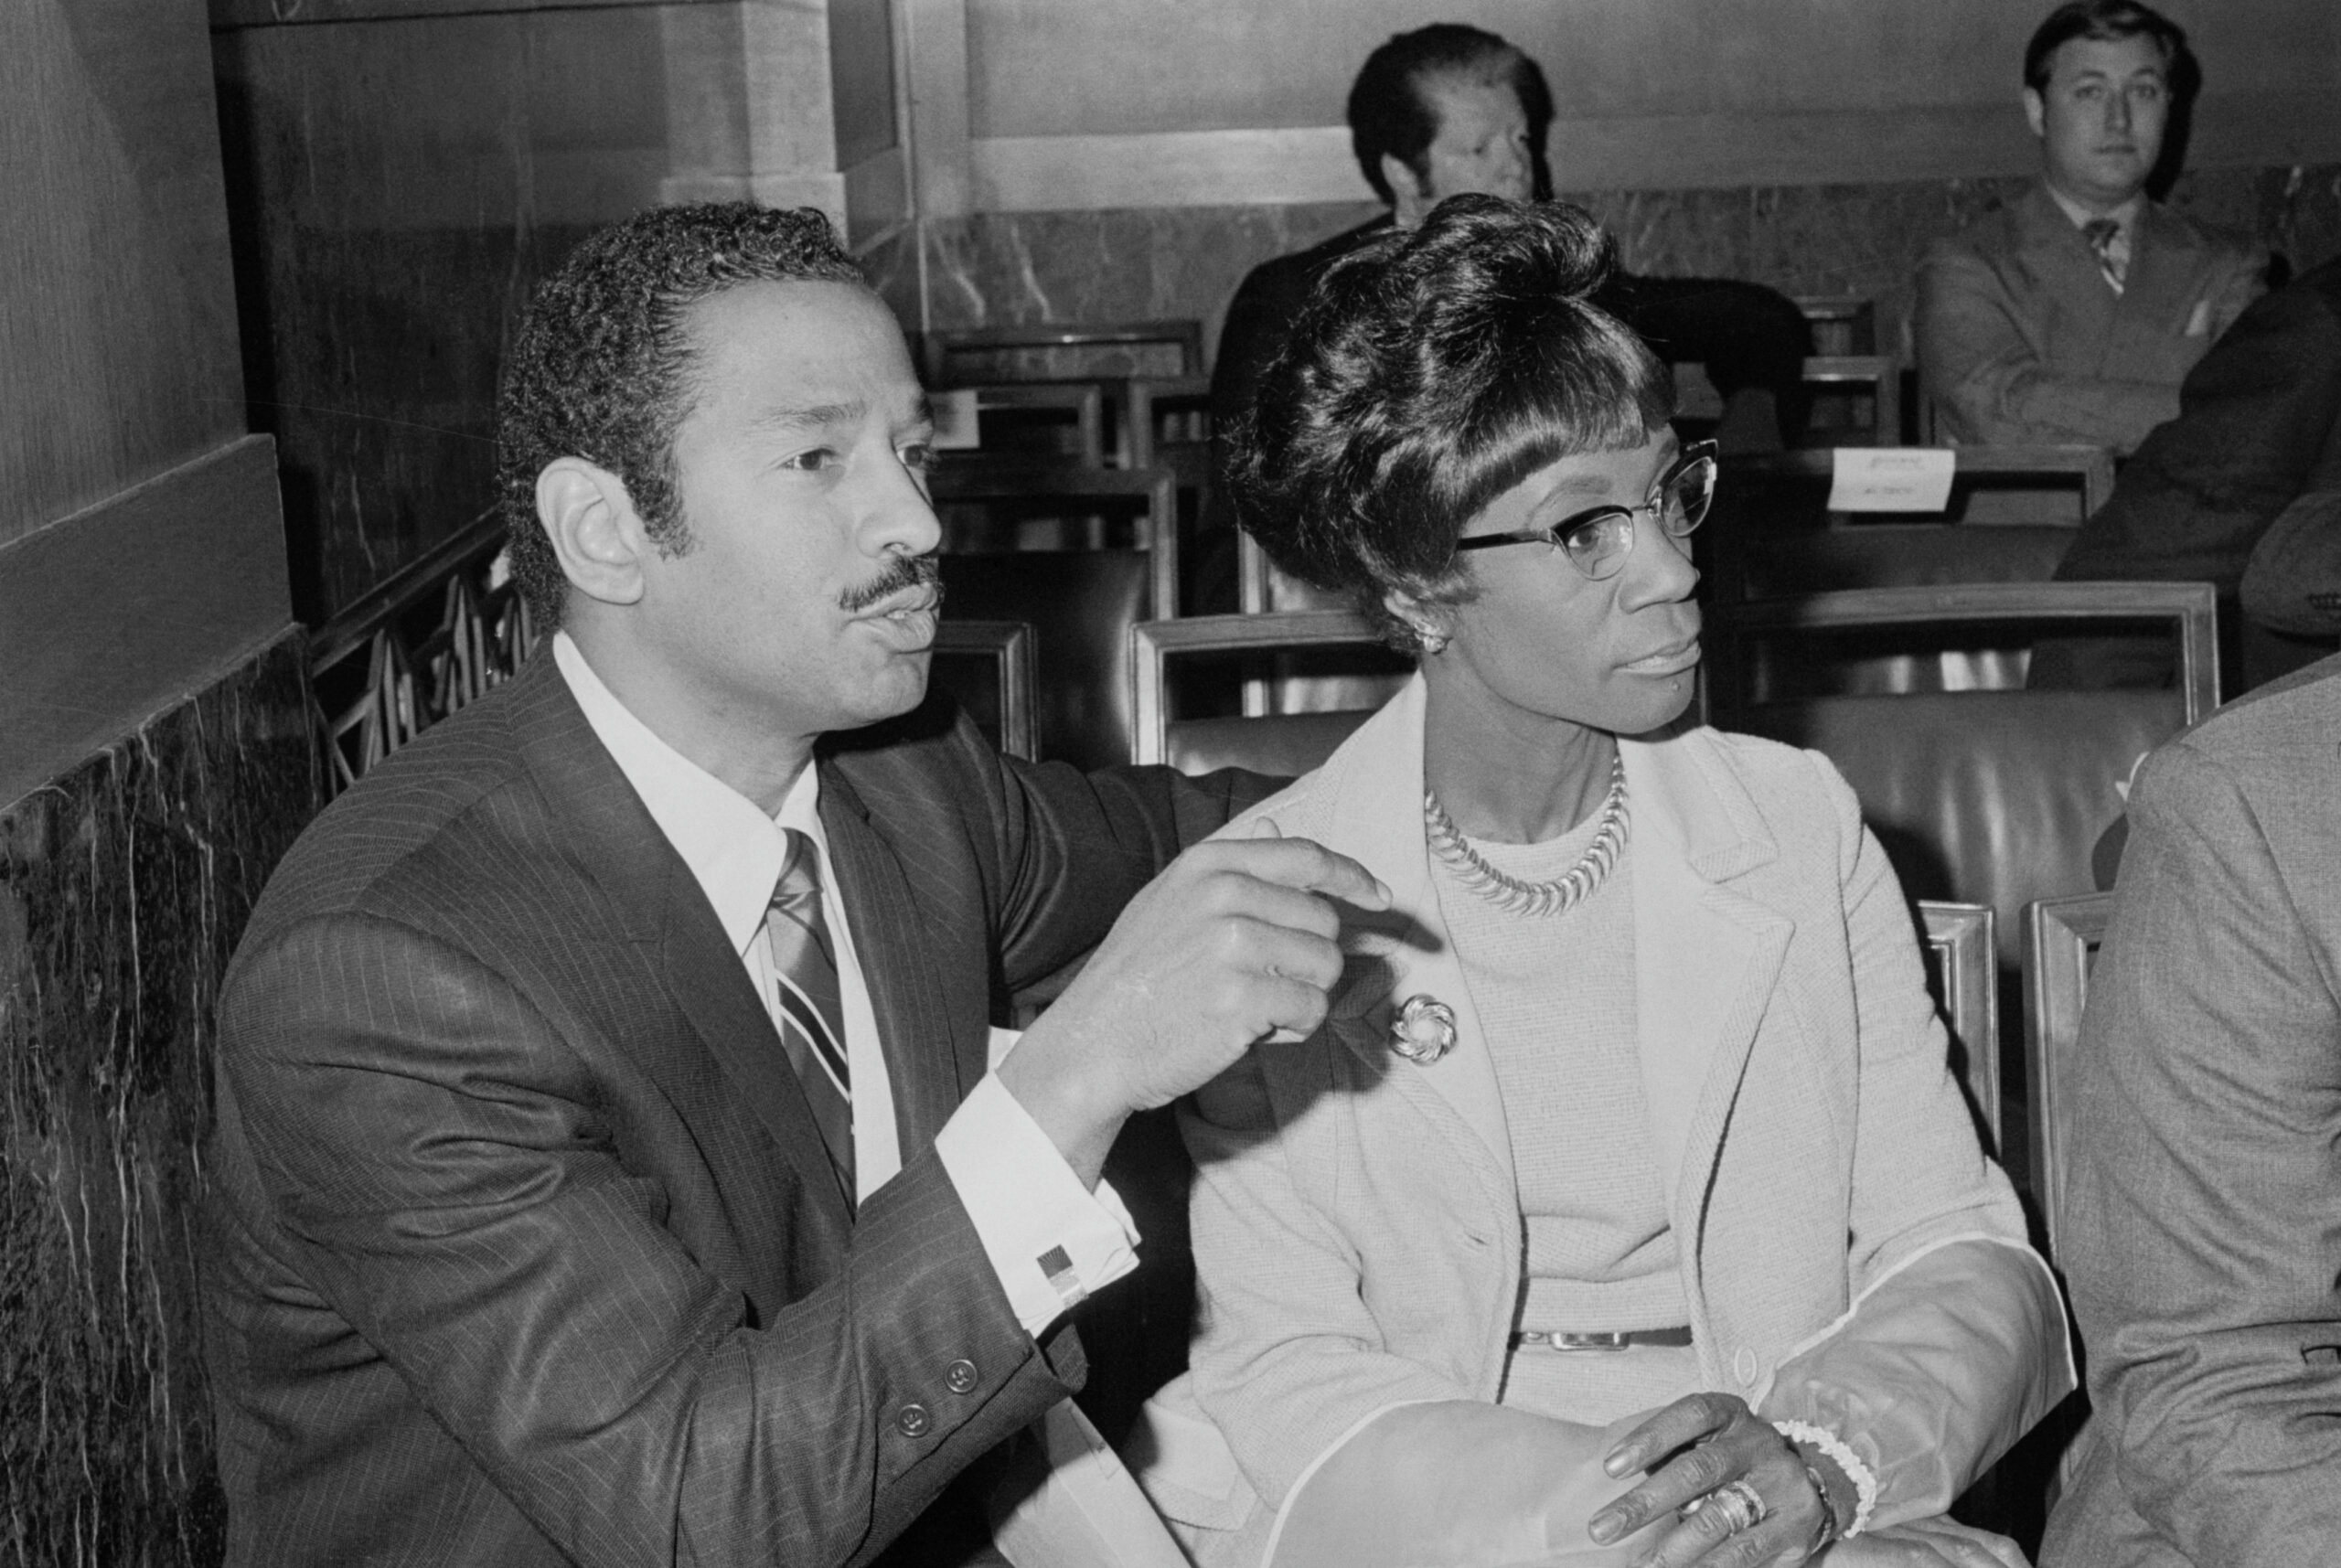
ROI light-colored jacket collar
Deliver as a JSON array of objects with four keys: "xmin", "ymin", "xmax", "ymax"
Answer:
[{"xmin": 1239, "ymin": 676, "xmax": 1794, "ymax": 1266}]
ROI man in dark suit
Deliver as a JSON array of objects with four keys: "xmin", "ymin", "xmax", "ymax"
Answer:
[
  {"xmin": 1915, "ymin": 0, "xmax": 2262, "ymax": 455},
  {"xmin": 201, "ymin": 203, "xmax": 1383, "ymax": 1567},
  {"xmin": 2041, "ymin": 648, "xmax": 2341, "ymax": 1567},
  {"xmin": 2028, "ymin": 255, "xmax": 2341, "ymax": 696},
  {"xmin": 1197, "ymin": 24, "xmax": 1810, "ymax": 605}
]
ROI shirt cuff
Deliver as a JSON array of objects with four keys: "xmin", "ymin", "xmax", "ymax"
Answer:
[{"xmin": 935, "ymin": 1071, "xmax": 1141, "ymax": 1338}]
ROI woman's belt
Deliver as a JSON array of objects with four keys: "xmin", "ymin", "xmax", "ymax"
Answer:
[{"xmin": 1510, "ymin": 1327, "xmax": 1693, "ymax": 1353}]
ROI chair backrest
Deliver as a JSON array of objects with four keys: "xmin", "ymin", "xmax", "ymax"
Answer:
[
  {"xmin": 1711, "ymin": 583, "xmax": 2212, "ymax": 965},
  {"xmin": 927, "ymin": 464, "xmax": 1180, "ymax": 620},
  {"xmin": 1801, "ymin": 355, "xmax": 1902, "ymax": 447},
  {"xmin": 1793, "ymin": 296, "xmax": 1878, "ymax": 357},
  {"xmin": 1129, "ymin": 612, "xmax": 1408, "ymax": 771},
  {"xmin": 927, "ymin": 619, "xmax": 1039, "ymax": 761},
  {"xmin": 940, "ymin": 555, "xmax": 1150, "ymax": 773},
  {"xmin": 1122, "ymin": 375, "xmax": 1213, "ymax": 469},
  {"xmin": 1709, "ymin": 582, "xmax": 2217, "ymax": 713},
  {"xmin": 1919, "ymin": 900, "xmax": 2001, "ymax": 1153},
  {"xmin": 953, "ymin": 382, "xmax": 1106, "ymax": 465},
  {"xmin": 2021, "ymin": 891, "xmax": 2115, "ymax": 1258},
  {"xmin": 922, "ymin": 320, "xmax": 1204, "ymax": 386}
]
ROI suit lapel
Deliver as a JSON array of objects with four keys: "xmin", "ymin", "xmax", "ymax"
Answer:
[
  {"xmin": 1621, "ymin": 733, "xmax": 1792, "ymax": 1275},
  {"xmin": 1293, "ymin": 680, "xmax": 1517, "ymax": 1200},
  {"xmin": 510, "ymin": 656, "xmax": 854, "ymax": 1232},
  {"xmin": 818, "ymin": 763, "xmax": 977, "ymax": 1151},
  {"xmin": 2016, "ymin": 183, "xmax": 2120, "ymax": 356}
]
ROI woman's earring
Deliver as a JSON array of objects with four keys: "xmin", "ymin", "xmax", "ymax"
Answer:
[{"xmin": 1416, "ymin": 624, "xmax": 1450, "ymax": 655}]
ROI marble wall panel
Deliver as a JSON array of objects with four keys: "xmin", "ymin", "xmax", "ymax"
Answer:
[
  {"xmin": 917, "ymin": 164, "xmax": 2341, "ymax": 368},
  {"xmin": 0, "ymin": 634, "xmax": 317, "ymax": 1568}
]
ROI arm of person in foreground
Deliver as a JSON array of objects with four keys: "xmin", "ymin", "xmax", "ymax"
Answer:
[
  {"xmin": 1915, "ymin": 243, "xmax": 2176, "ymax": 451},
  {"xmin": 1585, "ymin": 754, "xmax": 2072, "ymax": 1563},
  {"xmin": 219, "ymin": 914, "xmax": 1072, "ymax": 1568},
  {"xmin": 2057, "ymin": 738, "xmax": 2341, "ymax": 1564},
  {"xmin": 1767, "ymin": 756, "xmax": 2073, "ymax": 1527}
]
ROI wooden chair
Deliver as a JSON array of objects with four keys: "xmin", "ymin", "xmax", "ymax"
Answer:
[
  {"xmin": 1121, "ymin": 375, "xmax": 1212, "ymax": 470},
  {"xmin": 922, "ymin": 320, "xmax": 1204, "ymax": 387},
  {"xmin": 927, "ymin": 464, "xmax": 1180, "ymax": 620},
  {"xmin": 1793, "ymin": 296, "xmax": 1878, "ymax": 358},
  {"xmin": 947, "ymin": 382, "xmax": 1106, "ymax": 465},
  {"xmin": 1129, "ymin": 611, "xmax": 1409, "ymax": 772},
  {"xmin": 1708, "ymin": 582, "xmax": 2212, "ymax": 970},
  {"xmin": 1921, "ymin": 900, "xmax": 2002, "ymax": 1153},
  {"xmin": 2021, "ymin": 891, "xmax": 2115, "ymax": 1259},
  {"xmin": 929, "ymin": 464, "xmax": 1179, "ymax": 771},
  {"xmin": 1799, "ymin": 355, "xmax": 1902, "ymax": 448},
  {"xmin": 927, "ymin": 620, "xmax": 1038, "ymax": 762},
  {"xmin": 1122, "ymin": 376, "xmax": 1216, "ymax": 608}
]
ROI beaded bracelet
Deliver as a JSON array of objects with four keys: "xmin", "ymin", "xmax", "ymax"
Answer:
[{"xmin": 1771, "ymin": 1419, "xmax": 1878, "ymax": 1539}]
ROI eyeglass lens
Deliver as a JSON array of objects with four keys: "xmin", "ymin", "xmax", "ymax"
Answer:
[{"xmin": 1563, "ymin": 455, "xmax": 1715, "ymax": 578}]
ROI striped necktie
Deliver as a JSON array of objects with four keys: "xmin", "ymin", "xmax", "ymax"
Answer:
[
  {"xmin": 2081, "ymin": 218, "xmax": 2126, "ymax": 294},
  {"xmin": 765, "ymin": 828, "xmax": 854, "ymax": 1202}
]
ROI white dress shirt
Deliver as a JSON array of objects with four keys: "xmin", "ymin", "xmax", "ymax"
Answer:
[{"xmin": 552, "ymin": 633, "xmax": 1138, "ymax": 1336}]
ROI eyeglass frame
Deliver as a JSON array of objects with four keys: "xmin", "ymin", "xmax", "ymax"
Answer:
[{"xmin": 1449, "ymin": 440, "xmax": 1718, "ymax": 581}]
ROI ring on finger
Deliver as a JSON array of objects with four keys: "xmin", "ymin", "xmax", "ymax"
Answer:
[{"xmin": 1680, "ymin": 1478, "xmax": 1766, "ymax": 1534}]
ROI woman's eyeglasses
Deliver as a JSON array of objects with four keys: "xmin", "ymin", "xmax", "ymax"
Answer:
[{"xmin": 1451, "ymin": 441, "xmax": 1717, "ymax": 581}]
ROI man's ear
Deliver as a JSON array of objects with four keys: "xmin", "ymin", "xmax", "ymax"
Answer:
[
  {"xmin": 2022, "ymin": 87, "xmax": 2047, "ymax": 141},
  {"xmin": 1383, "ymin": 154, "xmax": 1431, "ymax": 226},
  {"xmin": 537, "ymin": 457, "xmax": 648, "ymax": 608}
]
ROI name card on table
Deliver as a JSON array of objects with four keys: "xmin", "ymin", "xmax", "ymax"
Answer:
[
  {"xmin": 932, "ymin": 388, "xmax": 981, "ymax": 449},
  {"xmin": 1827, "ymin": 447, "xmax": 1957, "ymax": 513}
]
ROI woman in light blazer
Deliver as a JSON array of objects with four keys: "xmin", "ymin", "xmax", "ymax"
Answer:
[{"xmin": 1129, "ymin": 198, "xmax": 2073, "ymax": 1568}]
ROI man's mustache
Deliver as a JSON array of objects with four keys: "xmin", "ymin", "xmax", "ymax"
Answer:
[{"xmin": 839, "ymin": 553, "xmax": 943, "ymax": 613}]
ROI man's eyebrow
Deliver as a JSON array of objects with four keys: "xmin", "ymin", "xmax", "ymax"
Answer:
[{"xmin": 747, "ymin": 399, "xmax": 865, "ymax": 432}]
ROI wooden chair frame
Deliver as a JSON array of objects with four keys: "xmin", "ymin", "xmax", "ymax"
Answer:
[
  {"xmin": 1800, "ymin": 355, "xmax": 1902, "ymax": 447},
  {"xmin": 1129, "ymin": 610, "xmax": 1385, "ymax": 765},
  {"xmin": 926, "ymin": 464, "xmax": 1182, "ymax": 620},
  {"xmin": 1121, "ymin": 374, "xmax": 1212, "ymax": 469},
  {"xmin": 957, "ymin": 382, "xmax": 1106, "ymax": 465},
  {"xmin": 1707, "ymin": 581, "xmax": 2220, "ymax": 727},
  {"xmin": 2022, "ymin": 891, "xmax": 2115, "ymax": 1261},
  {"xmin": 931, "ymin": 619, "xmax": 1039, "ymax": 762},
  {"xmin": 1920, "ymin": 900, "xmax": 2001, "ymax": 1151},
  {"xmin": 921, "ymin": 320, "xmax": 1204, "ymax": 386}
]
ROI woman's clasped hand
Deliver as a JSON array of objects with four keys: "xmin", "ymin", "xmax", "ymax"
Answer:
[
  {"xmin": 1588, "ymin": 1392, "xmax": 2029, "ymax": 1567},
  {"xmin": 1589, "ymin": 1393, "xmax": 1837, "ymax": 1564}
]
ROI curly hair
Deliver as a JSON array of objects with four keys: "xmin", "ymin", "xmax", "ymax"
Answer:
[
  {"xmin": 1228, "ymin": 195, "xmax": 1673, "ymax": 646},
  {"xmin": 497, "ymin": 203, "xmax": 866, "ymax": 628},
  {"xmin": 1347, "ymin": 24, "xmax": 1555, "ymax": 208}
]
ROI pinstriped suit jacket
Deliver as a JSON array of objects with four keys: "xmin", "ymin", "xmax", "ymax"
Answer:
[{"xmin": 203, "ymin": 652, "xmax": 1257, "ymax": 1568}]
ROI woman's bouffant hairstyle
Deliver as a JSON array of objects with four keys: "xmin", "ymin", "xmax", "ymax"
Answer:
[
  {"xmin": 497, "ymin": 203, "xmax": 865, "ymax": 628},
  {"xmin": 1228, "ymin": 196, "xmax": 1673, "ymax": 646}
]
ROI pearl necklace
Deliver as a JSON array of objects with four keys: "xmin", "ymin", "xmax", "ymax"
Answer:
[{"xmin": 1423, "ymin": 752, "xmax": 1629, "ymax": 919}]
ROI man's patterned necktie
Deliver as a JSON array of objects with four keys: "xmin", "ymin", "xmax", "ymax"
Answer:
[
  {"xmin": 2081, "ymin": 218, "xmax": 2126, "ymax": 295},
  {"xmin": 764, "ymin": 828, "xmax": 854, "ymax": 1202}
]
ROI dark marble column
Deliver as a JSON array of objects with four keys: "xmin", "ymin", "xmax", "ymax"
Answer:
[{"xmin": 0, "ymin": 632, "xmax": 317, "ymax": 1568}]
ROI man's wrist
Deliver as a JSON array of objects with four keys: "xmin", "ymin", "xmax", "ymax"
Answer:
[{"xmin": 993, "ymin": 1019, "xmax": 1128, "ymax": 1189}]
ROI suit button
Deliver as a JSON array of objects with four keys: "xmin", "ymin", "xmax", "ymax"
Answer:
[
  {"xmin": 895, "ymin": 1403, "xmax": 932, "ymax": 1438},
  {"xmin": 1734, "ymin": 1348, "xmax": 1760, "ymax": 1387},
  {"xmin": 945, "ymin": 1359, "xmax": 979, "ymax": 1395}
]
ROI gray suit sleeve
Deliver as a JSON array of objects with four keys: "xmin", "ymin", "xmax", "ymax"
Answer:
[{"xmin": 2058, "ymin": 741, "xmax": 2341, "ymax": 1563}]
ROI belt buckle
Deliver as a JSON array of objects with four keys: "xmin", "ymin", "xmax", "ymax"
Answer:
[{"xmin": 1521, "ymin": 1330, "xmax": 1632, "ymax": 1353}]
